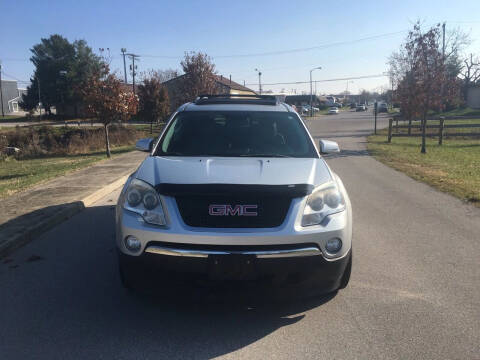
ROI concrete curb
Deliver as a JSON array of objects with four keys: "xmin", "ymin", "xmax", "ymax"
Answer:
[
  {"xmin": 0, "ymin": 176, "xmax": 129, "ymax": 258},
  {"xmin": 81, "ymin": 175, "xmax": 129, "ymax": 206},
  {"xmin": 0, "ymin": 202, "xmax": 85, "ymax": 258}
]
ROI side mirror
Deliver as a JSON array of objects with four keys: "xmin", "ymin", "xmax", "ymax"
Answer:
[
  {"xmin": 135, "ymin": 138, "xmax": 154, "ymax": 152},
  {"xmin": 319, "ymin": 139, "xmax": 340, "ymax": 154}
]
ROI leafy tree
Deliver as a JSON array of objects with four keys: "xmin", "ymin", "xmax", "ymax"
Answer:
[
  {"xmin": 81, "ymin": 66, "xmax": 138, "ymax": 157},
  {"xmin": 137, "ymin": 75, "xmax": 170, "ymax": 133},
  {"xmin": 22, "ymin": 34, "xmax": 102, "ymax": 116},
  {"xmin": 389, "ymin": 23, "xmax": 459, "ymax": 153},
  {"xmin": 19, "ymin": 77, "xmax": 40, "ymax": 112},
  {"xmin": 174, "ymin": 52, "xmax": 217, "ymax": 107}
]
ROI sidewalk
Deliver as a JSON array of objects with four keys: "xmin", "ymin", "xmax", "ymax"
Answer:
[{"xmin": 0, "ymin": 151, "xmax": 146, "ymax": 257}]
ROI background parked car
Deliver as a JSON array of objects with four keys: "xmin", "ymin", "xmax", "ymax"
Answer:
[
  {"xmin": 356, "ymin": 104, "xmax": 366, "ymax": 112},
  {"xmin": 378, "ymin": 103, "xmax": 388, "ymax": 113},
  {"xmin": 328, "ymin": 107, "xmax": 339, "ymax": 114},
  {"xmin": 301, "ymin": 105, "xmax": 319, "ymax": 114}
]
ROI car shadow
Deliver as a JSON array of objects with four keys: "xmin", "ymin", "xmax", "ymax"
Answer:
[{"xmin": 0, "ymin": 205, "xmax": 338, "ymax": 359}]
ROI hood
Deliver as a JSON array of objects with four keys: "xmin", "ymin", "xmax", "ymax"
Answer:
[{"xmin": 135, "ymin": 156, "xmax": 332, "ymax": 187}]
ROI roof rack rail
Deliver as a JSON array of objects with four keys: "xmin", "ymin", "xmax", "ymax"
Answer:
[{"xmin": 195, "ymin": 94, "xmax": 278, "ymax": 106}]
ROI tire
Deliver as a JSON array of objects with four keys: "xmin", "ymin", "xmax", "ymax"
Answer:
[{"xmin": 339, "ymin": 252, "xmax": 352, "ymax": 289}]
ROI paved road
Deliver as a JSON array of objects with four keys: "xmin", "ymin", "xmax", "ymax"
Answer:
[{"xmin": 1, "ymin": 110, "xmax": 479, "ymax": 359}]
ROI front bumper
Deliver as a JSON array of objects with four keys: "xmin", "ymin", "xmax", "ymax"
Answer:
[
  {"xmin": 118, "ymin": 245, "xmax": 351, "ymax": 293},
  {"xmin": 116, "ymin": 181, "xmax": 353, "ymax": 293}
]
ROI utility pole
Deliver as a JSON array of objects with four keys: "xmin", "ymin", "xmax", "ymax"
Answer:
[
  {"xmin": 309, "ymin": 66, "xmax": 322, "ymax": 117},
  {"xmin": 254, "ymin": 69, "xmax": 262, "ymax": 95},
  {"xmin": 0, "ymin": 62, "xmax": 4, "ymax": 117},
  {"xmin": 121, "ymin": 48, "xmax": 128, "ymax": 84},
  {"xmin": 127, "ymin": 53, "xmax": 140, "ymax": 95}
]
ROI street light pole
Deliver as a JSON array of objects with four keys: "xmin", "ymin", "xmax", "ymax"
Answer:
[
  {"xmin": 255, "ymin": 68, "xmax": 262, "ymax": 95},
  {"xmin": 309, "ymin": 66, "xmax": 322, "ymax": 117},
  {"xmin": 346, "ymin": 80, "xmax": 353, "ymax": 102}
]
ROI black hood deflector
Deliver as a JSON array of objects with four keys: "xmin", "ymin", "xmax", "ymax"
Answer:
[{"xmin": 155, "ymin": 183, "xmax": 314, "ymax": 198}]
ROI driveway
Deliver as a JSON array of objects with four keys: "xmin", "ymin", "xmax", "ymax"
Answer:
[{"xmin": 1, "ymin": 110, "xmax": 479, "ymax": 359}]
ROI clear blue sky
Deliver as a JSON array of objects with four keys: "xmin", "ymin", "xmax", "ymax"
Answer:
[{"xmin": 1, "ymin": 0, "xmax": 479, "ymax": 95}]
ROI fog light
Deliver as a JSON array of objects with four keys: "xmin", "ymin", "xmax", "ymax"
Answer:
[
  {"xmin": 125, "ymin": 235, "xmax": 141, "ymax": 252},
  {"xmin": 325, "ymin": 238, "xmax": 342, "ymax": 254}
]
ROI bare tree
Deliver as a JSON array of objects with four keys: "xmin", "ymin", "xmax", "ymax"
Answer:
[
  {"xmin": 444, "ymin": 27, "xmax": 470, "ymax": 58},
  {"xmin": 141, "ymin": 69, "xmax": 179, "ymax": 83},
  {"xmin": 459, "ymin": 53, "xmax": 480, "ymax": 100}
]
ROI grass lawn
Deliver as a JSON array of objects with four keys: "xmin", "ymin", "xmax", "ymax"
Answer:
[
  {"xmin": 0, "ymin": 146, "xmax": 134, "ymax": 198},
  {"xmin": 430, "ymin": 107, "xmax": 480, "ymax": 118},
  {"xmin": 368, "ymin": 130, "xmax": 480, "ymax": 206},
  {"xmin": 0, "ymin": 115, "xmax": 25, "ymax": 121}
]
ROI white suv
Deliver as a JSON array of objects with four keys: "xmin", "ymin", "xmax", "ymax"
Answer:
[{"xmin": 116, "ymin": 95, "xmax": 352, "ymax": 294}]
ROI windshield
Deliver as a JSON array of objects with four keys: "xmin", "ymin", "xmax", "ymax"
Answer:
[{"xmin": 155, "ymin": 111, "xmax": 318, "ymax": 158}]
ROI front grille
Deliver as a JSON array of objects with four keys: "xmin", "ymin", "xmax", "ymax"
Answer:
[{"xmin": 175, "ymin": 195, "xmax": 292, "ymax": 228}]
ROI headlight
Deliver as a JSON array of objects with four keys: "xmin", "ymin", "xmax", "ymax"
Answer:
[
  {"xmin": 302, "ymin": 183, "xmax": 345, "ymax": 226},
  {"xmin": 123, "ymin": 179, "xmax": 166, "ymax": 226}
]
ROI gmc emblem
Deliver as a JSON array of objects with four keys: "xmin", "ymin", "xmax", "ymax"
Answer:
[{"xmin": 209, "ymin": 204, "xmax": 258, "ymax": 216}]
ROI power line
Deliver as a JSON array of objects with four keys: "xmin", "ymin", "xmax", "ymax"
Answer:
[
  {"xmin": 136, "ymin": 30, "xmax": 407, "ymax": 60},
  {"xmin": 245, "ymin": 73, "xmax": 388, "ymax": 87},
  {"xmin": 1, "ymin": 70, "xmax": 389, "ymax": 87},
  {"xmin": 213, "ymin": 31, "xmax": 407, "ymax": 58},
  {"xmin": 0, "ymin": 58, "xmax": 30, "ymax": 62},
  {"xmin": 0, "ymin": 71, "xmax": 29, "ymax": 83}
]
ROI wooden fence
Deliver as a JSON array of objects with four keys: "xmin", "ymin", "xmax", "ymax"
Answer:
[{"xmin": 387, "ymin": 117, "xmax": 480, "ymax": 145}]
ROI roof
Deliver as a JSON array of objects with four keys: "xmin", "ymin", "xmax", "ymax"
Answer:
[
  {"xmin": 213, "ymin": 75, "xmax": 254, "ymax": 93},
  {"xmin": 162, "ymin": 73, "xmax": 255, "ymax": 93}
]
